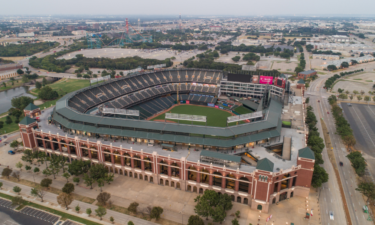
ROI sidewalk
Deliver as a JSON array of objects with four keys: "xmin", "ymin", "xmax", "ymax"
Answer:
[{"xmin": 0, "ymin": 178, "xmax": 156, "ymax": 225}]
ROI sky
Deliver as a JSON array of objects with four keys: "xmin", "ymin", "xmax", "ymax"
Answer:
[{"xmin": 2, "ymin": 0, "xmax": 375, "ymax": 16}]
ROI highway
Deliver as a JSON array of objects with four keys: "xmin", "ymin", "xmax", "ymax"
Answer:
[{"xmin": 307, "ymin": 72, "xmax": 373, "ymax": 225}]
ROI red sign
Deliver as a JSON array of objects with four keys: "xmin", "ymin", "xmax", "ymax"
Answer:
[
  {"xmin": 186, "ymin": 100, "xmax": 190, "ymax": 104},
  {"xmin": 259, "ymin": 76, "xmax": 273, "ymax": 84}
]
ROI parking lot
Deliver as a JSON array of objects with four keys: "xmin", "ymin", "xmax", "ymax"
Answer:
[
  {"xmin": 20, "ymin": 207, "xmax": 60, "ymax": 224},
  {"xmin": 0, "ymin": 198, "xmax": 17, "ymax": 209},
  {"xmin": 0, "ymin": 199, "xmax": 52, "ymax": 225},
  {"xmin": 341, "ymin": 103, "xmax": 375, "ymax": 156}
]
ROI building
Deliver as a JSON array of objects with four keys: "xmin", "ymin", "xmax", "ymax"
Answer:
[
  {"xmin": 297, "ymin": 79, "xmax": 305, "ymax": 89},
  {"xmin": 297, "ymin": 70, "xmax": 317, "ymax": 79},
  {"xmin": 19, "ymin": 69, "xmax": 314, "ymax": 213},
  {"xmin": 330, "ymin": 35, "xmax": 350, "ymax": 43},
  {"xmin": 72, "ymin": 30, "xmax": 87, "ymax": 36},
  {"xmin": 66, "ymin": 25, "xmax": 75, "ymax": 31},
  {"xmin": 312, "ymin": 54, "xmax": 340, "ymax": 60},
  {"xmin": 17, "ymin": 32, "xmax": 35, "ymax": 37},
  {"xmin": 0, "ymin": 70, "xmax": 18, "ymax": 80},
  {"xmin": 320, "ymin": 55, "xmax": 375, "ymax": 69},
  {"xmin": 0, "ymin": 64, "xmax": 22, "ymax": 72},
  {"xmin": 23, "ymin": 103, "xmax": 41, "ymax": 119}
]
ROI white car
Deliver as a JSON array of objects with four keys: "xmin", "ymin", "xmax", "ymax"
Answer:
[{"xmin": 329, "ymin": 211, "xmax": 334, "ymax": 220}]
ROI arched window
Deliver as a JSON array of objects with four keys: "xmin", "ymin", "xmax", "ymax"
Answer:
[
  {"xmin": 200, "ymin": 169, "xmax": 209, "ymax": 184},
  {"xmin": 144, "ymin": 157, "xmax": 152, "ymax": 171},
  {"xmin": 44, "ymin": 137, "xmax": 51, "ymax": 149},
  {"xmin": 124, "ymin": 153, "xmax": 131, "ymax": 166},
  {"xmin": 171, "ymin": 162, "xmax": 179, "ymax": 177},
  {"xmin": 188, "ymin": 166, "xmax": 197, "ymax": 181},
  {"xmin": 239, "ymin": 177, "xmax": 249, "ymax": 193},
  {"xmin": 52, "ymin": 138, "xmax": 59, "ymax": 151},
  {"xmin": 90, "ymin": 147, "xmax": 98, "ymax": 160},
  {"xmin": 159, "ymin": 160, "xmax": 168, "ymax": 175},
  {"xmin": 225, "ymin": 174, "xmax": 235, "ymax": 190},
  {"xmin": 133, "ymin": 155, "xmax": 142, "ymax": 169},
  {"xmin": 213, "ymin": 172, "xmax": 222, "ymax": 187},
  {"xmin": 36, "ymin": 135, "xmax": 44, "ymax": 147}
]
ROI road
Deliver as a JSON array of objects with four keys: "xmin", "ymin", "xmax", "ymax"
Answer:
[
  {"xmin": 303, "ymin": 47, "xmax": 311, "ymax": 70},
  {"xmin": 307, "ymin": 73, "xmax": 372, "ymax": 225}
]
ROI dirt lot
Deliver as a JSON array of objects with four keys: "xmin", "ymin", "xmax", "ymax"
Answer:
[
  {"xmin": 332, "ymin": 72, "xmax": 375, "ymax": 93},
  {"xmin": 271, "ymin": 61, "xmax": 298, "ymax": 72}
]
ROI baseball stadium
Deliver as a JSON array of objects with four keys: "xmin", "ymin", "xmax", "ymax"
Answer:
[{"xmin": 20, "ymin": 68, "xmax": 315, "ymax": 213}]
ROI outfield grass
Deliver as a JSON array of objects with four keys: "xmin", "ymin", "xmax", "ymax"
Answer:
[
  {"xmin": 234, "ymin": 106, "xmax": 253, "ymax": 114},
  {"xmin": 152, "ymin": 105, "xmax": 234, "ymax": 127},
  {"xmin": 282, "ymin": 121, "xmax": 291, "ymax": 126}
]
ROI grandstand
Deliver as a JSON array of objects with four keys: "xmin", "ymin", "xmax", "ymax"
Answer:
[{"xmin": 68, "ymin": 69, "xmax": 221, "ymax": 116}]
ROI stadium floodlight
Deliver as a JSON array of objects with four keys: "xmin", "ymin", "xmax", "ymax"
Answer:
[{"xmin": 227, "ymin": 111, "xmax": 263, "ymax": 124}]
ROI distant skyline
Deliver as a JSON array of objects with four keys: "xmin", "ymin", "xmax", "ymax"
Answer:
[{"xmin": 2, "ymin": 0, "xmax": 375, "ymax": 17}]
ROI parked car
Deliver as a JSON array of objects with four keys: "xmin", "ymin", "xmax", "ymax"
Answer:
[
  {"xmin": 8, "ymin": 150, "xmax": 15, "ymax": 155},
  {"xmin": 327, "ymin": 111, "xmax": 330, "ymax": 114},
  {"xmin": 330, "ymin": 211, "xmax": 334, "ymax": 220},
  {"xmin": 318, "ymin": 100, "xmax": 320, "ymax": 102},
  {"xmin": 339, "ymin": 162, "xmax": 343, "ymax": 166}
]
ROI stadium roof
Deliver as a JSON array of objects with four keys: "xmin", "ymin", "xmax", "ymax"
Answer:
[
  {"xmin": 20, "ymin": 116, "xmax": 36, "ymax": 125},
  {"xmin": 298, "ymin": 147, "xmax": 315, "ymax": 160},
  {"xmin": 24, "ymin": 103, "xmax": 39, "ymax": 111},
  {"xmin": 256, "ymin": 158, "xmax": 274, "ymax": 172},
  {"xmin": 200, "ymin": 150, "xmax": 241, "ymax": 163},
  {"xmin": 240, "ymin": 100, "xmax": 259, "ymax": 111}
]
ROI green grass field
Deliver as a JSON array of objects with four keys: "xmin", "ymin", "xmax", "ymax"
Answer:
[
  {"xmin": 0, "ymin": 115, "xmax": 24, "ymax": 134},
  {"xmin": 152, "ymin": 105, "xmax": 236, "ymax": 127},
  {"xmin": 31, "ymin": 78, "xmax": 91, "ymax": 96},
  {"xmin": 234, "ymin": 106, "xmax": 253, "ymax": 114}
]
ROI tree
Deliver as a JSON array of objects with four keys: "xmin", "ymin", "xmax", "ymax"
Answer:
[
  {"xmin": 75, "ymin": 204, "xmax": 80, "ymax": 213},
  {"xmin": 10, "ymin": 140, "xmax": 19, "ymax": 148},
  {"xmin": 73, "ymin": 177, "xmax": 80, "ymax": 185},
  {"xmin": 38, "ymin": 86, "xmax": 58, "ymax": 100},
  {"xmin": 128, "ymin": 202, "xmax": 139, "ymax": 214},
  {"xmin": 188, "ymin": 215, "xmax": 205, "ymax": 225},
  {"xmin": 347, "ymin": 151, "xmax": 366, "ymax": 176},
  {"xmin": 105, "ymin": 173, "xmax": 114, "ymax": 184},
  {"xmin": 311, "ymin": 164, "xmax": 329, "ymax": 188},
  {"xmin": 97, "ymin": 192, "xmax": 111, "ymax": 206},
  {"xmin": 95, "ymin": 206, "xmax": 107, "ymax": 220},
  {"xmin": 338, "ymin": 93, "xmax": 348, "ymax": 100},
  {"xmin": 31, "ymin": 186, "xmax": 47, "ymax": 202},
  {"xmin": 357, "ymin": 96, "xmax": 362, "ymax": 102},
  {"xmin": 110, "ymin": 216, "xmax": 114, "ymax": 224},
  {"xmin": 128, "ymin": 221, "xmax": 134, "ymax": 225},
  {"xmin": 13, "ymin": 186, "xmax": 21, "ymax": 195},
  {"xmin": 83, "ymin": 174, "xmax": 94, "ymax": 189},
  {"xmin": 11, "ymin": 96, "xmax": 34, "ymax": 110},
  {"xmin": 231, "ymin": 56, "xmax": 241, "ymax": 62},
  {"xmin": 68, "ymin": 159, "xmax": 90, "ymax": 176},
  {"xmin": 11, "ymin": 171, "xmax": 20, "ymax": 181},
  {"xmin": 0, "ymin": 121, "xmax": 3, "ymax": 129},
  {"xmin": 358, "ymin": 33, "xmax": 365, "ymax": 39},
  {"xmin": 86, "ymin": 208, "xmax": 92, "ymax": 216},
  {"xmin": 42, "ymin": 77, "xmax": 47, "ymax": 86},
  {"xmin": 2, "ymin": 82, "xmax": 5, "ymax": 87},
  {"xmin": 17, "ymin": 69, "xmax": 24, "ymax": 75},
  {"xmin": 150, "ymin": 206, "xmax": 164, "ymax": 221},
  {"xmin": 364, "ymin": 96, "xmax": 371, "ymax": 103},
  {"xmin": 40, "ymin": 178, "xmax": 52, "ymax": 188},
  {"xmin": 77, "ymin": 73, "xmax": 82, "ymax": 78},
  {"xmin": 97, "ymin": 178, "xmax": 104, "ymax": 192},
  {"xmin": 5, "ymin": 116, "xmax": 12, "ymax": 124},
  {"xmin": 63, "ymin": 172, "xmax": 70, "ymax": 183},
  {"xmin": 35, "ymin": 81, "xmax": 42, "ymax": 89},
  {"xmin": 353, "ymin": 90, "xmax": 359, "ymax": 95},
  {"xmin": 327, "ymin": 65, "xmax": 337, "ymax": 71},
  {"xmin": 2, "ymin": 168, "xmax": 12, "ymax": 179},
  {"xmin": 0, "ymin": 182, "xmax": 2, "ymax": 190},
  {"xmin": 15, "ymin": 162, "xmax": 23, "ymax": 171},
  {"xmin": 356, "ymin": 182, "xmax": 375, "ymax": 203},
  {"xmin": 25, "ymin": 165, "xmax": 31, "ymax": 171},
  {"xmin": 232, "ymin": 218, "xmax": 240, "ymax": 225},
  {"xmin": 12, "ymin": 196, "xmax": 25, "ymax": 207},
  {"xmin": 62, "ymin": 183, "xmax": 75, "ymax": 194},
  {"xmin": 57, "ymin": 192, "xmax": 73, "ymax": 210},
  {"xmin": 341, "ymin": 62, "xmax": 349, "ymax": 68},
  {"xmin": 338, "ymin": 88, "xmax": 344, "ymax": 93},
  {"xmin": 294, "ymin": 66, "xmax": 304, "ymax": 74}
]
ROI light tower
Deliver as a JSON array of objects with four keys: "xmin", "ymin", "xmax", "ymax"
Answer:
[{"xmin": 126, "ymin": 18, "xmax": 129, "ymax": 34}]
